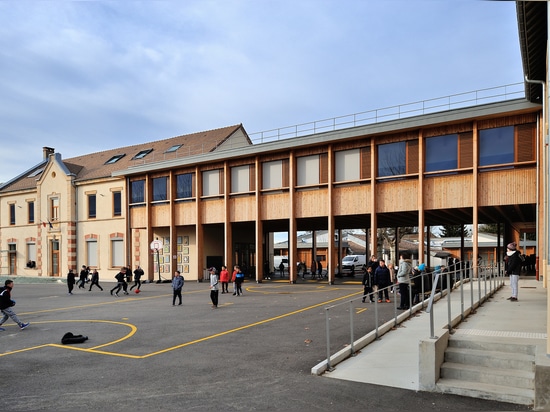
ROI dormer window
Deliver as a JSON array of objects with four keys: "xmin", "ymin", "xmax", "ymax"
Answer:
[
  {"xmin": 105, "ymin": 154, "xmax": 125, "ymax": 164},
  {"xmin": 133, "ymin": 149, "xmax": 153, "ymax": 160},
  {"xmin": 28, "ymin": 168, "xmax": 44, "ymax": 178}
]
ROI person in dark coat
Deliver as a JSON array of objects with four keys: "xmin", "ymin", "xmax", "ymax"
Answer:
[
  {"xmin": 362, "ymin": 265, "xmax": 374, "ymax": 303},
  {"xmin": 130, "ymin": 266, "xmax": 144, "ymax": 291},
  {"xmin": 374, "ymin": 259, "xmax": 392, "ymax": 303},
  {"xmin": 505, "ymin": 242, "xmax": 522, "ymax": 301},
  {"xmin": 67, "ymin": 269, "xmax": 76, "ymax": 295}
]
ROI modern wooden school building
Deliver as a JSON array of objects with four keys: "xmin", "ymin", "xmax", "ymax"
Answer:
[{"xmin": 112, "ymin": 97, "xmax": 541, "ymax": 284}]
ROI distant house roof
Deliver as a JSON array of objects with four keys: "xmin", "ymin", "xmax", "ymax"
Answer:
[{"xmin": 0, "ymin": 124, "xmax": 247, "ymax": 193}]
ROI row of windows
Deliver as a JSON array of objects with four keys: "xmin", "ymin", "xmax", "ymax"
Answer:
[
  {"xmin": 87, "ymin": 192, "xmax": 122, "ymax": 219},
  {"xmin": 129, "ymin": 125, "xmax": 534, "ymax": 203},
  {"xmin": 9, "ymin": 238, "xmax": 124, "ymax": 269}
]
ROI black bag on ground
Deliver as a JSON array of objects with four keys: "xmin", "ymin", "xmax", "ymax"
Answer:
[{"xmin": 61, "ymin": 332, "xmax": 88, "ymax": 344}]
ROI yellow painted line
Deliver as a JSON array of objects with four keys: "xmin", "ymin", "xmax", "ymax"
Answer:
[
  {"xmin": 356, "ymin": 308, "xmax": 368, "ymax": 314},
  {"xmin": 2, "ymin": 290, "xmax": 362, "ymax": 359}
]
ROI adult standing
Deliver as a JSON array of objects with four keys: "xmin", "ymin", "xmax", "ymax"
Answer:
[
  {"xmin": 172, "ymin": 270, "xmax": 184, "ymax": 306},
  {"xmin": 374, "ymin": 259, "xmax": 392, "ymax": 303},
  {"xmin": 209, "ymin": 267, "xmax": 219, "ymax": 308},
  {"xmin": 67, "ymin": 269, "xmax": 76, "ymax": 295},
  {"xmin": 130, "ymin": 265, "xmax": 144, "ymax": 292},
  {"xmin": 0, "ymin": 280, "xmax": 29, "ymax": 331},
  {"xmin": 505, "ymin": 242, "xmax": 522, "ymax": 301},
  {"xmin": 89, "ymin": 269, "xmax": 103, "ymax": 291},
  {"xmin": 219, "ymin": 265, "xmax": 229, "ymax": 294},
  {"xmin": 396, "ymin": 252, "xmax": 412, "ymax": 310},
  {"xmin": 317, "ymin": 260, "xmax": 323, "ymax": 279}
]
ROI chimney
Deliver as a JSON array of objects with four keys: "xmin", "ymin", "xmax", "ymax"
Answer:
[{"xmin": 43, "ymin": 147, "xmax": 55, "ymax": 160}]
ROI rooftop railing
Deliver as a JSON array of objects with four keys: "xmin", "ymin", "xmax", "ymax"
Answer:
[{"xmin": 130, "ymin": 82, "xmax": 525, "ymax": 166}]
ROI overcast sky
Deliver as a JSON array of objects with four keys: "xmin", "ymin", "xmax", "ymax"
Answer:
[{"xmin": 0, "ymin": 0, "xmax": 524, "ymax": 184}]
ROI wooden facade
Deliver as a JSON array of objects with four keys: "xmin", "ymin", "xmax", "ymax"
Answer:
[{"xmin": 115, "ymin": 100, "xmax": 542, "ymax": 284}]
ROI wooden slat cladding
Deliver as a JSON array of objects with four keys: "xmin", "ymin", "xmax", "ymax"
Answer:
[
  {"xmin": 459, "ymin": 131, "xmax": 473, "ymax": 168},
  {"xmin": 376, "ymin": 130, "xmax": 418, "ymax": 145},
  {"xmin": 516, "ymin": 123, "xmax": 536, "ymax": 162},
  {"xmin": 320, "ymin": 153, "xmax": 328, "ymax": 184},
  {"xmin": 282, "ymin": 158, "xmax": 289, "ymax": 187},
  {"xmin": 249, "ymin": 164, "xmax": 256, "ymax": 191},
  {"xmin": 407, "ymin": 140, "xmax": 419, "ymax": 174},
  {"xmin": 360, "ymin": 147, "xmax": 371, "ymax": 179},
  {"xmin": 218, "ymin": 169, "xmax": 224, "ymax": 195},
  {"xmin": 423, "ymin": 122, "xmax": 472, "ymax": 138},
  {"xmin": 477, "ymin": 113, "xmax": 538, "ymax": 129}
]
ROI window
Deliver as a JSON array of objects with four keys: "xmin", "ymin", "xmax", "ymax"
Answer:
[
  {"xmin": 9, "ymin": 204, "xmax": 15, "ymax": 225},
  {"xmin": 263, "ymin": 160, "xmax": 283, "ymax": 189},
  {"xmin": 28, "ymin": 168, "xmax": 43, "ymax": 178},
  {"xmin": 378, "ymin": 142, "xmax": 406, "ymax": 177},
  {"xmin": 202, "ymin": 170, "xmax": 220, "ymax": 196},
  {"xmin": 50, "ymin": 197, "xmax": 59, "ymax": 221},
  {"xmin": 132, "ymin": 149, "xmax": 153, "ymax": 160},
  {"xmin": 111, "ymin": 239, "xmax": 124, "ymax": 267},
  {"xmin": 87, "ymin": 240, "xmax": 98, "ymax": 267},
  {"xmin": 425, "ymin": 134, "xmax": 458, "ymax": 172},
  {"xmin": 27, "ymin": 243, "xmax": 36, "ymax": 264},
  {"xmin": 88, "ymin": 194, "xmax": 96, "ymax": 219},
  {"xmin": 335, "ymin": 149, "xmax": 360, "ymax": 182},
  {"xmin": 105, "ymin": 154, "xmax": 125, "ymax": 164},
  {"xmin": 231, "ymin": 165, "xmax": 250, "ymax": 193},
  {"xmin": 28, "ymin": 201, "xmax": 34, "ymax": 224},
  {"xmin": 130, "ymin": 180, "xmax": 145, "ymax": 203},
  {"xmin": 113, "ymin": 191, "xmax": 122, "ymax": 216},
  {"xmin": 152, "ymin": 177, "xmax": 168, "ymax": 201},
  {"xmin": 176, "ymin": 173, "xmax": 193, "ymax": 199},
  {"xmin": 479, "ymin": 126, "xmax": 514, "ymax": 166},
  {"xmin": 166, "ymin": 144, "xmax": 182, "ymax": 153},
  {"xmin": 297, "ymin": 155, "xmax": 319, "ymax": 186}
]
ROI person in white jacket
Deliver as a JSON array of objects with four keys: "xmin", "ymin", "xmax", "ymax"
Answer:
[
  {"xmin": 396, "ymin": 252, "xmax": 412, "ymax": 310},
  {"xmin": 209, "ymin": 267, "xmax": 219, "ymax": 308}
]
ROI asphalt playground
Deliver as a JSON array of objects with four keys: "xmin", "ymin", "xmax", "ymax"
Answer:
[{"xmin": 0, "ymin": 276, "xmax": 528, "ymax": 411}]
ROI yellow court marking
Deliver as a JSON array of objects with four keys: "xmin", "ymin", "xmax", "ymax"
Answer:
[
  {"xmin": 2, "ymin": 291, "xmax": 362, "ymax": 359},
  {"xmin": 244, "ymin": 284, "xmax": 347, "ymax": 294}
]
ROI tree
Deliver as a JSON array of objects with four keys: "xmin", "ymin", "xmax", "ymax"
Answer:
[{"xmin": 440, "ymin": 225, "xmax": 470, "ymax": 238}]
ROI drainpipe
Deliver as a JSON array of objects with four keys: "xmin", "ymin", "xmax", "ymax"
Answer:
[{"xmin": 524, "ymin": 76, "xmax": 547, "ymax": 280}]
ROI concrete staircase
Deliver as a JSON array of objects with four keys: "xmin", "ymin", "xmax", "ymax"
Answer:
[{"xmin": 436, "ymin": 335, "xmax": 535, "ymax": 406}]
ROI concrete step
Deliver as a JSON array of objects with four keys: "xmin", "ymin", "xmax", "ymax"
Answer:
[
  {"xmin": 440, "ymin": 361, "xmax": 534, "ymax": 390},
  {"xmin": 436, "ymin": 378, "xmax": 534, "ymax": 406},
  {"xmin": 444, "ymin": 346, "xmax": 534, "ymax": 372},
  {"xmin": 448, "ymin": 335, "xmax": 536, "ymax": 356}
]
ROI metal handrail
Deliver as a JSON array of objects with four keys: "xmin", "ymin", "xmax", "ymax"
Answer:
[
  {"xmin": 321, "ymin": 263, "xmax": 505, "ymax": 371},
  {"xmin": 130, "ymin": 83, "xmax": 525, "ymax": 167}
]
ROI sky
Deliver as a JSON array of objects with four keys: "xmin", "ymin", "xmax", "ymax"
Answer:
[{"xmin": 0, "ymin": 0, "xmax": 524, "ymax": 184}]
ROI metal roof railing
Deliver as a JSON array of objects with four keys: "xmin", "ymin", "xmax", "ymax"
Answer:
[{"xmin": 248, "ymin": 82, "xmax": 525, "ymax": 145}]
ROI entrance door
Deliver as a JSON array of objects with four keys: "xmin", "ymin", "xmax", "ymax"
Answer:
[{"xmin": 51, "ymin": 239, "xmax": 60, "ymax": 277}]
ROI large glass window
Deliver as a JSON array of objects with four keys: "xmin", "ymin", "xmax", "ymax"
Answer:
[
  {"xmin": 335, "ymin": 149, "xmax": 360, "ymax": 182},
  {"xmin": 297, "ymin": 155, "xmax": 319, "ymax": 186},
  {"xmin": 202, "ymin": 170, "xmax": 220, "ymax": 196},
  {"xmin": 28, "ymin": 201, "xmax": 35, "ymax": 224},
  {"xmin": 88, "ymin": 194, "xmax": 96, "ymax": 219},
  {"xmin": 87, "ymin": 240, "xmax": 98, "ymax": 267},
  {"xmin": 231, "ymin": 165, "xmax": 250, "ymax": 193},
  {"xmin": 27, "ymin": 243, "xmax": 36, "ymax": 265},
  {"xmin": 425, "ymin": 134, "xmax": 458, "ymax": 172},
  {"xmin": 113, "ymin": 191, "xmax": 122, "ymax": 216},
  {"xmin": 152, "ymin": 177, "xmax": 168, "ymax": 201},
  {"xmin": 176, "ymin": 173, "xmax": 193, "ymax": 199},
  {"xmin": 479, "ymin": 126, "xmax": 514, "ymax": 166},
  {"xmin": 378, "ymin": 142, "xmax": 406, "ymax": 177},
  {"xmin": 111, "ymin": 239, "xmax": 124, "ymax": 267},
  {"xmin": 131, "ymin": 180, "xmax": 145, "ymax": 203},
  {"xmin": 262, "ymin": 160, "xmax": 283, "ymax": 189}
]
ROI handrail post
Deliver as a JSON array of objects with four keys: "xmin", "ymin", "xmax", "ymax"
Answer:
[
  {"xmin": 325, "ymin": 307, "xmax": 332, "ymax": 371},
  {"xmin": 349, "ymin": 300, "xmax": 355, "ymax": 356}
]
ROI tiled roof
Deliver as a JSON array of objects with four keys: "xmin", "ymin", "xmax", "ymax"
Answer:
[{"xmin": 0, "ymin": 124, "xmax": 245, "ymax": 192}]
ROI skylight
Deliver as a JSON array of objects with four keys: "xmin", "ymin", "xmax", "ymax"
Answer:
[
  {"xmin": 133, "ymin": 149, "xmax": 153, "ymax": 160},
  {"xmin": 28, "ymin": 168, "xmax": 44, "ymax": 178},
  {"xmin": 105, "ymin": 154, "xmax": 125, "ymax": 164},
  {"xmin": 165, "ymin": 144, "xmax": 182, "ymax": 153}
]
